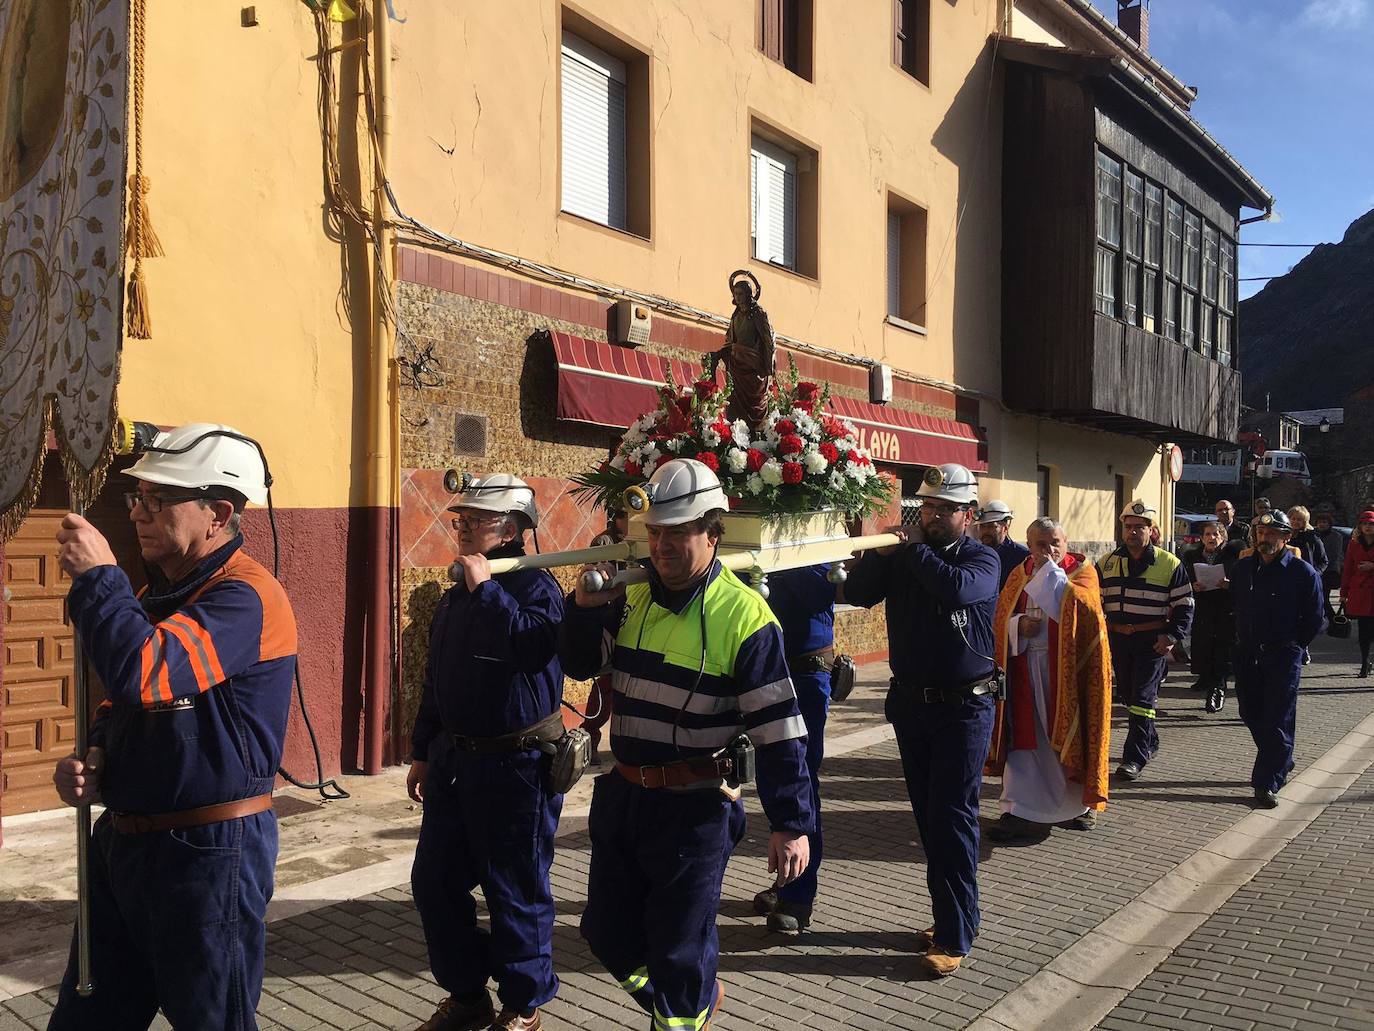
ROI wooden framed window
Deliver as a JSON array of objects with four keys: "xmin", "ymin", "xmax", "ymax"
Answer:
[
  {"xmin": 1142, "ymin": 182, "xmax": 1162, "ymax": 333},
  {"xmin": 886, "ymin": 194, "xmax": 928, "ymax": 327},
  {"xmin": 1163, "ymin": 196, "xmax": 1183, "ymax": 340},
  {"xmin": 894, "ymin": 0, "xmax": 930, "ymax": 85},
  {"xmin": 760, "ymin": 0, "xmax": 813, "ymax": 80},
  {"xmin": 1095, "ymin": 151, "xmax": 1122, "ymax": 316}
]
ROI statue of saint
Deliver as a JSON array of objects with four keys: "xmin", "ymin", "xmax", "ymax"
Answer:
[{"xmin": 713, "ymin": 270, "xmax": 775, "ymax": 431}]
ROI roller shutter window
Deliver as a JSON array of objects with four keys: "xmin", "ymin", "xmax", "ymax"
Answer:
[
  {"xmin": 887, "ymin": 211, "xmax": 902, "ymax": 316},
  {"xmin": 750, "ymin": 137, "xmax": 797, "ymax": 270},
  {"xmin": 561, "ymin": 31, "xmax": 628, "ymax": 230}
]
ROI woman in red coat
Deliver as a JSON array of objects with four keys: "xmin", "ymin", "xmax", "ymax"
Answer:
[{"xmin": 1339, "ymin": 511, "xmax": 1374, "ymax": 677}]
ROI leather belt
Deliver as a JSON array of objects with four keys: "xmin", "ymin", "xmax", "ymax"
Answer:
[
  {"xmin": 111, "ymin": 793, "xmax": 273, "ymax": 835},
  {"xmin": 891, "ymin": 673, "xmax": 999, "ymax": 705},
  {"xmin": 1108, "ymin": 619, "xmax": 1168, "ymax": 636},
  {"xmin": 787, "ymin": 648, "xmax": 834, "ymax": 675},
  {"xmin": 615, "ymin": 757, "xmax": 732, "ymax": 789},
  {"xmin": 452, "ymin": 711, "xmax": 564, "ymax": 754}
]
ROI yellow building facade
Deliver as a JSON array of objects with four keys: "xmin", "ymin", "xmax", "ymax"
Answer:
[{"xmin": 2, "ymin": 0, "xmax": 1269, "ymax": 809}]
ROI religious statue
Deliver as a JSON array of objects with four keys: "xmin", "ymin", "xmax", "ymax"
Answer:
[{"xmin": 713, "ymin": 270, "xmax": 776, "ymax": 431}]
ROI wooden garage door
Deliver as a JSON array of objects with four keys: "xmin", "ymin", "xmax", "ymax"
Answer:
[{"xmin": 2, "ymin": 510, "xmax": 79, "ymax": 815}]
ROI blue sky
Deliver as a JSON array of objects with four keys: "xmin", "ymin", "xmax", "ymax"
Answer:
[{"xmin": 1089, "ymin": 0, "xmax": 1374, "ymax": 298}]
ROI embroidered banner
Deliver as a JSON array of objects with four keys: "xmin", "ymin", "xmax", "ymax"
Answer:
[{"xmin": 0, "ymin": 0, "xmax": 128, "ymax": 539}]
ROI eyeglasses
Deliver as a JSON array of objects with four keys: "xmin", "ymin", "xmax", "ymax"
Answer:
[
  {"xmin": 123, "ymin": 491, "xmax": 205, "ymax": 513},
  {"xmin": 451, "ymin": 512, "xmax": 506, "ymax": 531}
]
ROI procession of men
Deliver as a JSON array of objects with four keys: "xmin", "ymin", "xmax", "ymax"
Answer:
[{"xmin": 43, "ymin": 427, "xmax": 1337, "ymax": 1030}]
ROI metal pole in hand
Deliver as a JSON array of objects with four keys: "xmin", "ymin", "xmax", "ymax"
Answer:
[{"xmin": 70, "ymin": 499, "xmax": 94, "ymax": 997}]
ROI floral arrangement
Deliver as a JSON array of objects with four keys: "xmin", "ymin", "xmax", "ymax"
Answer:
[{"xmin": 571, "ymin": 357, "xmax": 895, "ymax": 518}]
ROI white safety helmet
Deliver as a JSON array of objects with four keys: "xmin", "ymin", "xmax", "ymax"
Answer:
[
  {"xmin": 125, "ymin": 423, "xmax": 269, "ymax": 506},
  {"xmin": 626, "ymin": 459, "xmax": 729, "ymax": 527},
  {"xmin": 1119, "ymin": 499, "xmax": 1157, "ymax": 526},
  {"xmin": 916, "ymin": 463, "xmax": 979, "ymax": 507},
  {"xmin": 446, "ymin": 472, "xmax": 540, "ymax": 528},
  {"xmin": 975, "ymin": 499, "xmax": 1013, "ymax": 524}
]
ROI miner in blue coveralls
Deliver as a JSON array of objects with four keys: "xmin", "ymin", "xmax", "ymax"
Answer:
[
  {"xmin": 408, "ymin": 474, "xmax": 566, "ymax": 1031},
  {"xmin": 562, "ymin": 458, "xmax": 813, "ymax": 1030},
  {"xmin": 974, "ymin": 499, "xmax": 1030, "ymax": 589},
  {"xmin": 1096, "ymin": 501, "xmax": 1194, "ymax": 782},
  {"xmin": 1229, "ymin": 510, "xmax": 1326, "ymax": 808},
  {"xmin": 843, "ymin": 463, "xmax": 1001, "ymax": 977},
  {"xmin": 48, "ymin": 423, "xmax": 296, "ymax": 1031},
  {"xmin": 750, "ymin": 563, "xmax": 837, "ymax": 934}
]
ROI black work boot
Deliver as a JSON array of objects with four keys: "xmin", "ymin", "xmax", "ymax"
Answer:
[
  {"xmin": 767, "ymin": 900, "xmax": 813, "ymax": 933},
  {"xmin": 753, "ymin": 886, "xmax": 778, "ymax": 916}
]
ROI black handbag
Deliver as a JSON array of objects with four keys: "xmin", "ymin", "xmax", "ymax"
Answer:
[{"xmin": 1329, "ymin": 603, "xmax": 1352, "ymax": 640}]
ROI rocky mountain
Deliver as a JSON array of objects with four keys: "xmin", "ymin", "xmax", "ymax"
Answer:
[{"xmin": 1238, "ymin": 208, "xmax": 1374, "ymax": 410}]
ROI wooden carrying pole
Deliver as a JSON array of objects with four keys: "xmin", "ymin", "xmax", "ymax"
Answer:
[
  {"xmin": 474, "ymin": 533, "xmax": 904, "ymax": 591},
  {"xmin": 70, "ymin": 501, "xmax": 95, "ymax": 997}
]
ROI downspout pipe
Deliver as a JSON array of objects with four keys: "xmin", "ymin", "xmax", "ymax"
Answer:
[{"xmin": 363, "ymin": 0, "xmax": 395, "ymax": 775}]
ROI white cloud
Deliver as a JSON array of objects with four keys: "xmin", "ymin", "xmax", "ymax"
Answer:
[{"xmin": 1302, "ymin": 0, "xmax": 1369, "ymax": 29}]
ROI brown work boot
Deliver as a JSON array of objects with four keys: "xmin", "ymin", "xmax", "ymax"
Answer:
[
  {"xmin": 913, "ymin": 925, "xmax": 936, "ymax": 951},
  {"xmin": 417, "ymin": 993, "xmax": 494, "ymax": 1031},
  {"xmin": 489, "ymin": 1010, "xmax": 542, "ymax": 1031},
  {"xmin": 916, "ymin": 945, "xmax": 964, "ymax": 977}
]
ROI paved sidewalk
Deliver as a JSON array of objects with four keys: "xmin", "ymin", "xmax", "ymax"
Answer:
[{"xmin": 2, "ymin": 639, "xmax": 1373, "ymax": 1029}]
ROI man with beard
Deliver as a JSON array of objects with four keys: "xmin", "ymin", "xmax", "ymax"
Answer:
[
  {"xmin": 974, "ymin": 500, "xmax": 1030, "ymax": 589},
  {"xmin": 1230, "ymin": 510, "xmax": 1326, "ymax": 808},
  {"xmin": 844, "ymin": 463, "xmax": 1001, "ymax": 976},
  {"xmin": 409, "ymin": 474, "xmax": 565, "ymax": 1031}
]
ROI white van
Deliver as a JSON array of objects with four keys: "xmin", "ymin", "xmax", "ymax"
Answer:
[{"xmin": 1254, "ymin": 449, "xmax": 1312, "ymax": 485}]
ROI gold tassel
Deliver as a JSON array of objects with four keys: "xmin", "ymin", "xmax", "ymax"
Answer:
[
  {"xmin": 127, "ymin": 174, "xmax": 163, "ymax": 258},
  {"xmin": 126, "ymin": 262, "xmax": 152, "ymax": 339}
]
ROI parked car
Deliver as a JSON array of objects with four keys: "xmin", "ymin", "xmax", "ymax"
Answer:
[{"xmin": 1173, "ymin": 513, "xmax": 1215, "ymax": 555}]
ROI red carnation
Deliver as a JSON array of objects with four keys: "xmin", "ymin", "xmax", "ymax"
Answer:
[
  {"xmin": 820, "ymin": 442, "xmax": 839, "ymax": 463},
  {"xmin": 775, "ymin": 418, "xmax": 797, "ymax": 435},
  {"xmin": 712, "ymin": 419, "xmax": 732, "ymax": 437},
  {"xmin": 796, "ymin": 381, "xmax": 820, "ymax": 399},
  {"xmin": 695, "ymin": 451, "xmax": 721, "ymax": 472},
  {"xmin": 746, "ymin": 448, "xmax": 767, "ymax": 472},
  {"xmin": 782, "ymin": 462, "xmax": 804, "ymax": 485},
  {"xmin": 624, "ymin": 460, "xmax": 642, "ymax": 477},
  {"xmin": 694, "ymin": 379, "xmax": 719, "ymax": 399},
  {"xmin": 778, "ymin": 434, "xmax": 804, "ymax": 456}
]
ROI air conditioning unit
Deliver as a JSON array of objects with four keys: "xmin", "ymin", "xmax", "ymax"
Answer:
[
  {"xmin": 869, "ymin": 362, "xmax": 893, "ymax": 404},
  {"xmin": 615, "ymin": 300, "xmax": 653, "ymax": 347}
]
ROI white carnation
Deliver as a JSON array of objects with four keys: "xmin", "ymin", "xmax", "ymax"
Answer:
[
  {"xmin": 726, "ymin": 448, "xmax": 749, "ymax": 473},
  {"xmin": 804, "ymin": 450, "xmax": 828, "ymax": 475},
  {"xmin": 732, "ymin": 420, "xmax": 751, "ymax": 447},
  {"xmin": 760, "ymin": 459, "xmax": 785, "ymax": 486},
  {"xmin": 746, "ymin": 473, "xmax": 765, "ymax": 495}
]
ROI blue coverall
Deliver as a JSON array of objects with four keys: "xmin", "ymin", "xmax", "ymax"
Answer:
[
  {"xmin": 844, "ymin": 534, "xmax": 1001, "ymax": 957},
  {"xmin": 49, "ymin": 537, "xmax": 296, "ymax": 1031},
  {"xmin": 765, "ymin": 565, "xmax": 837, "ymax": 908},
  {"xmin": 1230, "ymin": 550, "xmax": 1326, "ymax": 794},
  {"xmin": 994, "ymin": 538, "xmax": 1031, "ymax": 589},
  {"xmin": 560, "ymin": 561, "xmax": 812, "ymax": 1028},
  {"xmin": 409, "ymin": 544, "xmax": 565, "ymax": 1015}
]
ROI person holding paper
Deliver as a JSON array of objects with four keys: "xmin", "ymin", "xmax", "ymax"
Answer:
[{"xmin": 1182, "ymin": 521, "xmax": 1243, "ymax": 714}]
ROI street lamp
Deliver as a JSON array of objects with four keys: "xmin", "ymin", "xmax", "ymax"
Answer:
[{"xmin": 1319, "ymin": 417, "xmax": 1331, "ymax": 434}]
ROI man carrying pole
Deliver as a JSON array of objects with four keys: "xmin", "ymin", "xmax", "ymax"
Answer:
[{"xmin": 47, "ymin": 423, "xmax": 294, "ymax": 1031}]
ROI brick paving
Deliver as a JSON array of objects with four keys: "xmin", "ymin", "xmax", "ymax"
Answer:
[{"xmin": 2, "ymin": 640, "xmax": 1372, "ymax": 1029}]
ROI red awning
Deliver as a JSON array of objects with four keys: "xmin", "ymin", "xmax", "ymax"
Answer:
[
  {"xmin": 550, "ymin": 331, "xmax": 709, "ymax": 429},
  {"xmin": 827, "ymin": 395, "xmax": 986, "ymax": 471},
  {"xmin": 549, "ymin": 331, "xmax": 986, "ymax": 470}
]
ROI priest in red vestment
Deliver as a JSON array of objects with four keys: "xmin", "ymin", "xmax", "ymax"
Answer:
[{"xmin": 985, "ymin": 517, "xmax": 1112, "ymax": 841}]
